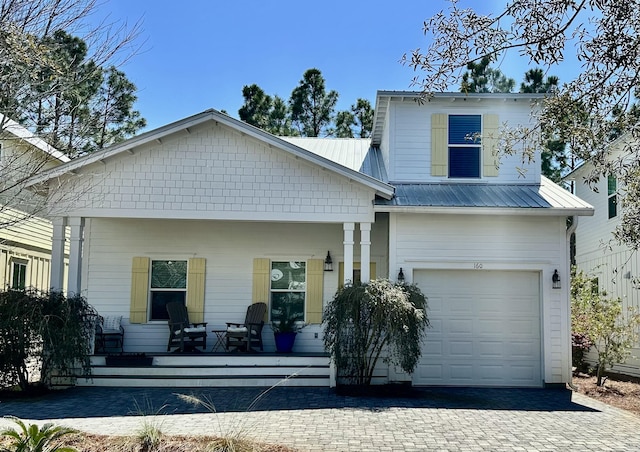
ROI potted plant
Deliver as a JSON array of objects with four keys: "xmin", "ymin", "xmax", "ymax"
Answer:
[{"xmin": 272, "ymin": 313, "xmax": 304, "ymax": 353}]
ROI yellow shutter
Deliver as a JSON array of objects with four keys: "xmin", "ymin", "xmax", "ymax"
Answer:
[
  {"xmin": 253, "ymin": 258, "xmax": 270, "ymax": 322},
  {"xmin": 186, "ymin": 258, "xmax": 206, "ymax": 323},
  {"xmin": 483, "ymin": 114, "xmax": 499, "ymax": 177},
  {"xmin": 130, "ymin": 257, "xmax": 150, "ymax": 324},
  {"xmin": 306, "ymin": 259, "xmax": 324, "ymax": 324},
  {"xmin": 431, "ymin": 113, "xmax": 448, "ymax": 176}
]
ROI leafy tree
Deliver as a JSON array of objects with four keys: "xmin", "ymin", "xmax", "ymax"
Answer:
[
  {"xmin": 460, "ymin": 56, "xmax": 515, "ymax": 93},
  {"xmin": 351, "ymin": 98, "xmax": 374, "ymax": 138},
  {"xmin": 571, "ymin": 268, "xmax": 640, "ymax": 386},
  {"xmin": 238, "ymin": 84, "xmax": 273, "ymax": 130},
  {"xmin": 90, "ymin": 66, "xmax": 146, "ymax": 152},
  {"xmin": 519, "ymin": 68, "xmax": 568, "ymax": 181},
  {"xmin": 334, "ymin": 110, "xmax": 355, "ymax": 138},
  {"xmin": 323, "ymin": 279, "xmax": 430, "ymax": 386},
  {"xmin": 1, "ymin": 0, "xmax": 142, "ymax": 152},
  {"xmin": 267, "ymin": 95, "xmax": 297, "ymax": 136},
  {"xmin": 519, "ymin": 68, "xmax": 558, "ymax": 94},
  {"xmin": 289, "ymin": 68, "xmax": 338, "ymax": 137},
  {"xmin": 0, "ymin": 289, "xmax": 97, "ymax": 392},
  {"xmin": 402, "ymin": 0, "xmax": 640, "ymax": 250}
]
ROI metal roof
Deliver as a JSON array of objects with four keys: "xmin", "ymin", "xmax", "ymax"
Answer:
[
  {"xmin": 282, "ymin": 137, "xmax": 388, "ymax": 182},
  {"xmin": 375, "ymin": 176, "xmax": 593, "ymax": 215}
]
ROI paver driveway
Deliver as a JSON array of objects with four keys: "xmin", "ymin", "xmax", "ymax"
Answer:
[{"xmin": 1, "ymin": 386, "xmax": 639, "ymax": 451}]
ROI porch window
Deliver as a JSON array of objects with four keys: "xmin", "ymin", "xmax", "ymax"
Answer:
[
  {"xmin": 149, "ymin": 260, "xmax": 187, "ymax": 321},
  {"xmin": 449, "ymin": 114, "xmax": 481, "ymax": 178},
  {"xmin": 11, "ymin": 259, "xmax": 27, "ymax": 290},
  {"xmin": 270, "ymin": 261, "xmax": 306, "ymax": 324}
]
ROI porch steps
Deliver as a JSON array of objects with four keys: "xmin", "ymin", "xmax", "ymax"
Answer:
[{"xmin": 76, "ymin": 353, "xmax": 332, "ymax": 388}]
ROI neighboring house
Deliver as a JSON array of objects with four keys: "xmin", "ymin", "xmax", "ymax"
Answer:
[
  {"xmin": 27, "ymin": 92, "xmax": 593, "ymax": 388},
  {"xmin": 0, "ymin": 116, "xmax": 69, "ymax": 292},
  {"xmin": 567, "ymin": 133, "xmax": 640, "ymax": 378}
]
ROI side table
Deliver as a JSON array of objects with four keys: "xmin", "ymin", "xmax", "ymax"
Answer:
[{"xmin": 211, "ymin": 329, "xmax": 227, "ymax": 352}]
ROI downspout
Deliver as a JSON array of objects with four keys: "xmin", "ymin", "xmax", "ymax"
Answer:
[{"xmin": 566, "ymin": 215, "xmax": 579, "ymax": 391}]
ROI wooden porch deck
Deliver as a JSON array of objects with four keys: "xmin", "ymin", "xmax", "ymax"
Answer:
[{"xmin": 71, "ymin": 352, "xmax": 332, "ymax": 388}]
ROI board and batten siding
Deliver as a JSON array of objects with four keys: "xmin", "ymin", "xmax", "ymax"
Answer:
[
  {"xmin": 389, "ymin": 213, "xmax": 570, "ymax": 385},
  {"xmin": 572, "ymin": 165, "xmax": 640, "ymax": 378},
  {"xmin": 49, "ymin": 122, "xmax": 376, "ymax": 224},
  {"xmin": 82, "ymin": 217, "xmax": 389, "ymax": 353},
  {"xmin": 384, "ymin": 100, "xmax": 541, "ymax": 183}
]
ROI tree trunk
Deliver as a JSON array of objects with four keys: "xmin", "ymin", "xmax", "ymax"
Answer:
[{"xmin": 596, "ymin": 362, "xmax": 605, "ymax": 386}]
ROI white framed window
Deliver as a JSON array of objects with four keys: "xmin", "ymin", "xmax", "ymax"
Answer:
[
  {"xmin": 11, "ymin": 259, "xmax": 27, "ymax": 290},
  {"xmin": 270, "ymin": 261, "xmax": 306, "ymax": 323},
  {"xmin": 149, "ymin": 260, "xmax": 187, "ymax": 321},
  {"xmin": 607, "ymin": 175, "xmax": 617, "ymax": 219},
  {"xmin": 448, "ymin": 114, "xmax": 482, "ymax": 178}
]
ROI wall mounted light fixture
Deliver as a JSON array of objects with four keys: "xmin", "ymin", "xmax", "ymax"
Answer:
[
  {"xmin": 324, "ymin": 251, "xmax": 333, "ymax": 272},
  {"xmin": 397, "ymin": 268, "xmax": 405, "ymax": 283},
  {"xmin": 552, "ymin": 269, "xmax": 561, "ymax": 289}
]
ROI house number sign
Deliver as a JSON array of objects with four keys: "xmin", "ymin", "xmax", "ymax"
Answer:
[{"xmin": 473, "ymin": 263, "xmax": 483, "ymax": 269}]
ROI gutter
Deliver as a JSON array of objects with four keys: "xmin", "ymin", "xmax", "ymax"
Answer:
[{"xmin": 566, "ymin": 215, "xmax": 579, "ymax": 391}]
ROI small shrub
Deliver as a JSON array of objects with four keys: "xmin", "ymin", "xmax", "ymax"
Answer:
[
  {"xmin": 323, "ymin": 279, "xmax": 430, "ymax": 385},
  {"xmin": 571, "ymin": 268, "xmax": 640, "ymax": 386},
  {"xmin": 571, "ymin": 332, "xmax": 593, "ymax": 373},
  {"xmin": 0, "ymin": 290, "xmax": 97, "ymax": 391},
  {"xmin": 0, "ymin": 416, "xmax": 78, "ymax": 452}
]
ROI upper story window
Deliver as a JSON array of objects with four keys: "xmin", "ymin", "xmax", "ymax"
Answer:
[
  {"xmin": 607, "ymin": 175, "xmax": 617, "ymax": 219},
  {"xmin": 448, "ymin": 115, "xmax": 482, "ymax": 178},
  {"xmin": 149, "ymin": 260, "xmax": 187, "ymax": 320}
]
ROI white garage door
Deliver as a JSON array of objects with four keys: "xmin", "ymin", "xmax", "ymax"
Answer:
[{"xmin": 413, "ymin": 270, "xmax": 542, "ymax": 387}]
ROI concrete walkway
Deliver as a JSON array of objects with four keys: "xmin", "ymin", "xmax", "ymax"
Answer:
[{"xmin": 1, "ymin": 386, "xmax": 639, "ymax": 451}]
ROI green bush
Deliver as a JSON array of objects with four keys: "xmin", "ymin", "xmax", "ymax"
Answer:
[
  {"xmin": 571, "ymin": 268, "xmax": 640, "ymax": 386},
  {"xmin": 0, "ymin": 416, "xmax": 78, "ymax": 452},
  {"xmin": 323, "ymin": 279, "xmax": 430, "ymax": 385},
  {"xmin": 0, "ymin": 289, "xmax": 97, "ymax": 392}
]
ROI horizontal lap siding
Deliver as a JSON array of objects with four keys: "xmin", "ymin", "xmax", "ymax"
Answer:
[
  {"xmin": 50, "ymin": 124, "xmax": 375, "ymax": 223},
  {"xmin": 387, "ymin": 101, "xmax": 540, "ymax": 183},
  {"xmin": 392, "ymin": 213, "xmax": 569, "ymax": 384},
  {"xmin": 84, "ymin": 218, "xmax": 388, "ymax": 353}
]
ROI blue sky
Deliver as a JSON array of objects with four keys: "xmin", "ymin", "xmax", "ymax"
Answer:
[{"xmin": 93, "ymin": 0, "xmax": 581, "ymax": 132}]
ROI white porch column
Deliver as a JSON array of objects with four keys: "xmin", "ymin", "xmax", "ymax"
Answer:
[
  {"xmin": 50, "ymin": 217, "xmax": 67, "ymax": 292},
  {"xmin": 360, "ymin": 222, "xmax": 371, "ymax": 282},
  {"xmin": 67, "ymin": 217, "xmax": 84, "ymax": 296},
  {"xmin": 343, "ymin": 222, "xmax": 355, "ymax": 285}
]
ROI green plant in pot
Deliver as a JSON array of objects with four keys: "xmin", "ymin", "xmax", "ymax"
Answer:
[{"xmin": 272, "ymin": 309, "xmax": 305, "ymax": 353}]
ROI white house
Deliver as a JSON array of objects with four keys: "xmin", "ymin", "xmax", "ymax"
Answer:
[
  {"xmin": 568, "ymin": 133, "xmax": 640, "ymax": 378},
  {"xmin": 0, "ymin": 116, "xmax": 69, "ymax": 292},
  {"xmin": 27, "ymin": 91, "xmax": 593, "ymax": 388}
]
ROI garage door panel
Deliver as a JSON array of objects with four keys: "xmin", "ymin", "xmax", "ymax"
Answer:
[
  {"xmin": 449, "ymin": 296, "xmax": 474, "ymax": 313},
  {"xmin": 413, "ymin": 270, "xmax": 542, "ymax": 387},
  {"xmin": 449, "ymin": 341, "xmax": 473, "ymax": 357},
  {"xmin": 422, "ymin": 340, "xmax": 443, "ymax": 356},
  {"xmin": 429, "ymin": 318, "xmax": 443, "ymax": 334},
  {"xmin": 449, "ymin": 319, "xmax": 473, "ymax": 334},
  {"xmin": 477, "ymin": 319, "xmax": 504, "ymax": 334},
  {"xmin": 478, "ymin": 341, "xmax": 504, "ymax": 357}
]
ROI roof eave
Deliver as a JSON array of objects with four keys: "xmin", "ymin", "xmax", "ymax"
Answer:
[
  {"xmin": 25, "ymin": 109, "xmax": 395, "ymax": 199},
  {"xmin": 373, "ymin": 205, "xmax": 595, "ymax": 216}
]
